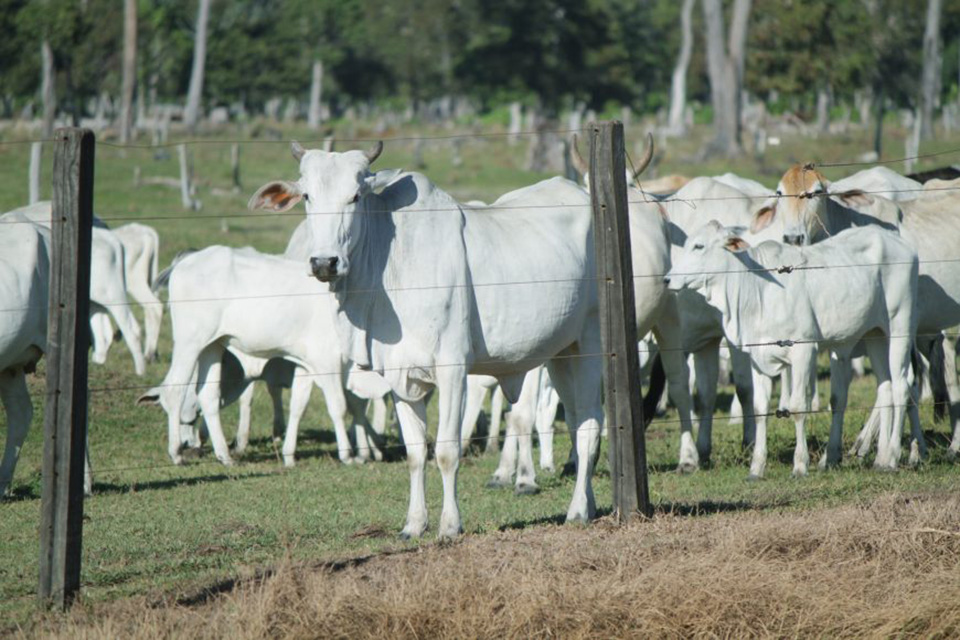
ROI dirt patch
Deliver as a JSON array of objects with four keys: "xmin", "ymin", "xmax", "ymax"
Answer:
[{"xmin": 23, "ymin": 492, "xmax": 960, "ymax": 639}]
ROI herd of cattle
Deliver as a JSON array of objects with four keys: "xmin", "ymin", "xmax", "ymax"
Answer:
[{"xmin": 1, "ymin": 134, "xmax": 959, "ymax": 540}]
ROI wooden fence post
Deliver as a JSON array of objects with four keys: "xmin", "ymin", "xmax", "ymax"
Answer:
[
  {"xmin": 38, "ymin": 128, "xmax": 94, "ymax": 609},
  {"xmin": 588, "ymin": 121, "xmax": 651, "ymax": 521}
]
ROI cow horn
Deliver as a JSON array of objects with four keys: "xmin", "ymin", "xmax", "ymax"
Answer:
[
  {"xmin": 631, "ymin": 133, "xmax": 655, "ymax": 182},
  {"xmin": 365, "ymin": 140, "xmax": 383, "ymax": 165},
  {"xmin": 291, "ymin": 141, "xmax": 306, "ymax": 162},
  {"xmin": 570, "ymin": 134, "xmax": 588, "ymax": 176}
]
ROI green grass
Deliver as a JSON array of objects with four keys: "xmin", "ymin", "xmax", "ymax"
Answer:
[{"xmin": 1, "ymin": 119, "xmax": 959, "ymax": 629}]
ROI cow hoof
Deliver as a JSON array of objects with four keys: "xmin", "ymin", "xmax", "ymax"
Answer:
[
  {"xmin": 219, "ymin": 456, "xmax": 235, "ymax": 467},
  {"xmin": 946, "ymin": 449, "xmax": 959, "ymax": 462},
  {"xmin": 540, "ymin": 465, "xmax": 556, "ymax": 475},
  {"xmin": 283, "ymin": 456, "xmax": 296, "ymax": 468},
  {"xmin": 514, "ymin": 483, "xmax": 540, "ymax": 496},
  {"xmin": 485, "ymin": 477, "xmax": 511, "ymax": 490},
  {"xmin": 352, "ymin": 456, "xmax": 368, "ymax": 465},
  {"xmin": 676, "ymin": 462, "xmax": 698, "ymax": 475},
  {"xmin": 560, "ymin": 461, "xmax": 577, "ymax": 477},
  {"xmin": 746, "ymin": 473, "xmax": 764, "ymax": 482},
  {"xmin": 399, "ymin": 528, "xmax": 426, "ymax": 541},
  {"xmin": 791, "ymin": 469, "xmax": 808, "ymax": 479},
  {"xmin": 873, "ymin": 463, "xmax": 898, "ymax": 473}
]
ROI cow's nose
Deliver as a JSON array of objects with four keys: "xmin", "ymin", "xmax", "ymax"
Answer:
[
  {"xmin": 663, "ymin": 276, "xmax": 671, "ymax": 286},
  {"xmin": 310, "ymin": 256, "xmax": 340, "ymax": 280},
  {"xmin": 783, "ymin": 233, "xmax": 805, "ymax": 246}
]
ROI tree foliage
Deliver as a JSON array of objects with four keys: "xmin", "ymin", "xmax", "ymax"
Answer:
[{"xmin": 1, "ymin": 0, "xmax": 957, "ymax": 121}]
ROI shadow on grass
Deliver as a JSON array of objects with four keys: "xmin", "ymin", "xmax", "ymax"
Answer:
[{"xmin": 92, "ymin": 471, "xmax": 280, "ymax": 496}]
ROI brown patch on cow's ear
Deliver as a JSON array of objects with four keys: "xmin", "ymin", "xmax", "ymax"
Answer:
[
  {"xmin": 724, "ymin": 236, "xmax": 750, "ymax": 252},
  {"xmin": 833, "ymin": 189, "xmax": 874, "ymax": 209},
  {"xmin": 750, "ymin": 204, "xmax": 776, "ymax": 233},
  {"xmin": 247, "ymin": 181, "xmax": 303, "ymax": 212}
]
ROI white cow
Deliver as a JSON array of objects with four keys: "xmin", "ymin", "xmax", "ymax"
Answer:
[
  {"xmin": 139, "ymin": 246, "xmax": 390, "ymax": 468},
  {"xmin": 249, "ymin": 140, "xmax": 651, "ymax": 539},
  {"xmin": 0, "ymin": 221, "xmax": 51, "ymax": 497},
  {"xmin": 94, "ymin": 223, "xmax": 163, "ymax": 362},
  {"xmin": 830, "ymin": 166, "xmax": 923, "ymax": 202},
  {"xmin": 755, "ymin": 164, "xmax": 960, "ymax": 459},
  {"xmin": 667, "ymin": 222, "xmax": 920, "ymax": 475},
  {"xmin": 2, "ymin": 205, "xmax": 147, "ymax": 376},
  {"xmin": 712, "ymin": 173, "xmax": 773, "ymax": 198}
]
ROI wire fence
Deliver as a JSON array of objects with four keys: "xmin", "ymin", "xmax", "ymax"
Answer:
[{"xmin": 3, "ymin": 124, "xmax": 960, "ymax": 498}]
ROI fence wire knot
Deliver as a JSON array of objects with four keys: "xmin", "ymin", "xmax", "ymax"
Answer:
[
  {"xmin": 775, "ymin": 409, "xmax": 792, "ymax": 418},
  {"xmin": 776, "ymin": 265, "xmax": 794, "ymax": 274},
  {"xmin": 775, "ymin": 339, "xmax": 795, "ymax": 347}
]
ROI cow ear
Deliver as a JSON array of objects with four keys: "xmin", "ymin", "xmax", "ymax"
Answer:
[
  {"xmin": 832, "ymin": 189, "xmax": 874, "ymax": 209},
  {"xmin": 751, "ymin": 202, "xmax": 776, "ymax": 233},
  {"xmin": 137, "ymin": 389, "xmax": 161, "ymax": 407},
  {"xmin": 364, "ymin": 169, "xmax": 403, "ymax": 193},
  {"xmin": 248, "ymin": 181, "xmax": 303, "ymax": 212},
  {"xmin": 724, "ymin": 236, "xmax": 750, "ymax": 252}
]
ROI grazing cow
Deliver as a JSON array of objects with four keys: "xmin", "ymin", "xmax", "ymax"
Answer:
[
  {"xmin": 249, "ymin": 140, "xmax": 653, "ymax": 539},
  {"xmin": 667, "ymin": 223, "xmax": 920, "ymax": 475},
  {"xmin": 2, "ymin": 205, "xmax": 147, "ymax": 376},
  {"xmin": 755, "ymin": 164, "xmax": 960, "ymax": 458},
  {"xmin": 711, "ymin": 173, "xmax": 773, "ymax": 198},
  {"xmin": 139, "ymin": 246, "xmax": 390, "ymax": 467},
  {"xmin": 105, "ymin": 223, "xmax": 163, "ymax": 362}
]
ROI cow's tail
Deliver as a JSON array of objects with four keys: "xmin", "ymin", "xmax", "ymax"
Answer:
[
  {"xmin": 643, "ymin": 354, "xmax": 666, "ymax": 431},
  {"xmin": 152, "ymin": 249, "xmax": 197, "ymax": 294}
]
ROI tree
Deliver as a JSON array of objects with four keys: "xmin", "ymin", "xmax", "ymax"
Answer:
[
  {"xmin": 702, "ymin": 0, "xmax": 752, "ymax": 157},
  {"xmin": 118, "ymin": 0, "xmax": 136, "ymax": 143},
  {"xmin": 183, "ymin": 0, "xmax": 211, "ymax": 133},
  {"xmin": 921, "ymin": 0, "xmax": 943, "ymax": 140},
  {"xmin": 666, "ymin": 0, "xmax": 695, "ymax": 135}
]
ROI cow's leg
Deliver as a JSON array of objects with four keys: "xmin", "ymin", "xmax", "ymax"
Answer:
[
  {"xmin": 730, "ymin": 349, "xmax": 757, "ymax": 450},
  {"xmin": 906, "ymin": 358, "xmax": 926, "ymax": 466},
  {"xmin": 485, "ymin": 386, "xmax": 504, "ymax": 454},
  {"xmin": 851, "ymin": 356, "xmax": 866, "ymax": 378},
  {"xmin": 281, "ymin": 372, "xmax": 314, "ymax": 468},
  {"xmin": 0, "ymin": 371, "xmax": 32, "ymax": 497},
  {"xmin": 316, "ymin": 375, "xmax": 353, "ymax": 464},
  {"xmin": 395, "ymin": 398, "xmax": 429, "ymax": 538},
  {"xmin": 460, "ymin": 378, "xmax": 488, "ymax": 454},
  {"xmin": 267, "ymin": 381, "xmax": 285, "ymax": 443},
  {"xmin": 509, "ymin": 373, "xmax": 539, "ymax": 495},
  {"xmin": 748, "ymin": 370, "xmax": 773, "ymax": 480},
  {"xmin": 89, "ymin": 311, "xmax": 113, "ymax": 365},
  {"xmin": 106, "ymin": 303, "xmax": 147, "ymax": 377},
  {"xmin": 162, "ymin": 350, "xmax": 204, "ymax": 464},
  {"xmin": 789, "ymin": 347, "xmax": 818, "ymax": 477},
  {"xmin": 692, "ymin": 342, "xmax": 721, "ymax": 465},
  {"xmin": 944, "ymin": 334, "xmax": 960, "ymax": 458},
  {"xmin": 729, "ymin": 392, "xmax": 743, "ymax": 425},
  {"xmin": 232, "ymin": 380, "xmax": 256, "ymax": 456},
  {"xmin": 822, "ymin": 353, "xmax": 853, "ymax": 470},
  {"xmin": 778, "ymin": 367, "xmax": 792, "ymax": 413},
  {"xmin": 195, "ymin": 345, "xmax": 235, "ymax": 466},
  {"xmin": 435, "ymin": 366, "xmax": 467, "ymax": 540},
  {"xmin": 536, "ymin": 372, "xmax": 559, "ymax": 474},
  {"xmin": 865, "ymin": 338, "xmax": 895, "ymax": 470},
  {"xmin": 126, "ymin": 277, "xmax": 164, "ymax": 363},
  {"xmin": 371, "ymin": 396, "xmax": 388, "ymax": 437},
  {"xmin": 549, "ymin": 343, "xmax": 604, "ymax": 525},
  {"xmin": 889, "ymin": 332, "xmax": 917, "ymax": 469},
  {"xmin": 653, "ymin": 317, "xmax": 697, "ymax": 472},
  {"xmin": 488, "ymin": 411, "xmax": 518, "ymax": 488}
]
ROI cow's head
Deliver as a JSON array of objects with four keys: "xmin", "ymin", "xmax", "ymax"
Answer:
[
  {"xmin": 665, "ymin": 220, "xmax": 749, "ymax": 292},
  {"xmin": 750, "ymin": 163, "xmax": 831, "ymax": 246},
  {"xmin": 248, "ymin": 141, "xmax": 387, "ymax": 282}
]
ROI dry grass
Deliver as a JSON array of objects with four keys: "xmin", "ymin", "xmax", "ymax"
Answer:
[{"xmin": 19, "ymin": 491, "xmax": 960, "ymax": 639}]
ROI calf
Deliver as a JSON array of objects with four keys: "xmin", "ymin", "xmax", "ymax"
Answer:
[
  {"xmin": 140, "ymin": 246, "xmax": 389, "ymax": 467},
  {"xmin": 667, "ymin": 222, "xmax": 920, "ymax": 476}
]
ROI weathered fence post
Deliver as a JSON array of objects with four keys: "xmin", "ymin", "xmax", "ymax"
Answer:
[
  {"xmin": 39, "ymin": 127, "xmax": 94, "ymax": 609},
  {"xmin": 588, "ymin": 121, "xmax": 651, "ymax": 521}
]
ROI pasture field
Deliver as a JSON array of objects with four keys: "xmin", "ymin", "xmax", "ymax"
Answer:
[{"xmin": 1, "ymin": 120, "xmax": 960, "ymax": 635}]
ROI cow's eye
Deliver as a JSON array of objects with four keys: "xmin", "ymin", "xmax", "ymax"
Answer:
[
  {"xmin": 302, "ymin": 192, "xmax": 310, "ymax": 202},
  {"xmin": 349, "ymin": 192, "xmax": 360, "ymax": 204},
  {"xmin": 693, "ymin": 243, "xmax": 704, "ymax": 250},
  {"xmin": 775, "ymin": 190, "xmax": 782, "ymax": 197}
]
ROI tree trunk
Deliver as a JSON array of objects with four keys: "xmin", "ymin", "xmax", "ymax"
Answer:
[
  {"xmin": 816, "ymin": 86, "xmax": 830, "ymax": 134},
  {"xmin": 41, "ymin": 40, "xmax": 56, "ymax": 137},
  {"xmin": 119, "ymin": 0, "xmax": 137, "ymax": 144},
  {"xmin": 920, "ymin": 0, "xmax": 942, "ymax": 140},
  {"xmin": 308, "ymin": 59, "xmax": 323, "ymax": 130},
  {"xmin": 873, "ymin": 87, "xmax": 885, "ymax": 158},
  {"xmin": 29, "ymin": 142, "xmax": 42, "ymax": 204},
  {"xmin": 183, "ymin": 0, "xmax": 211, "ymax": 134},
  {"xmin": 702, "ymin": 0, "xmax": 731, "ymax": 154},
  {"xmin": 508, "ymin": 101, "xmax": 522, "ymax": 145},
  {"xmin": 667, "ymin": 0, "xmax": 695, "ymax": 136}
]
